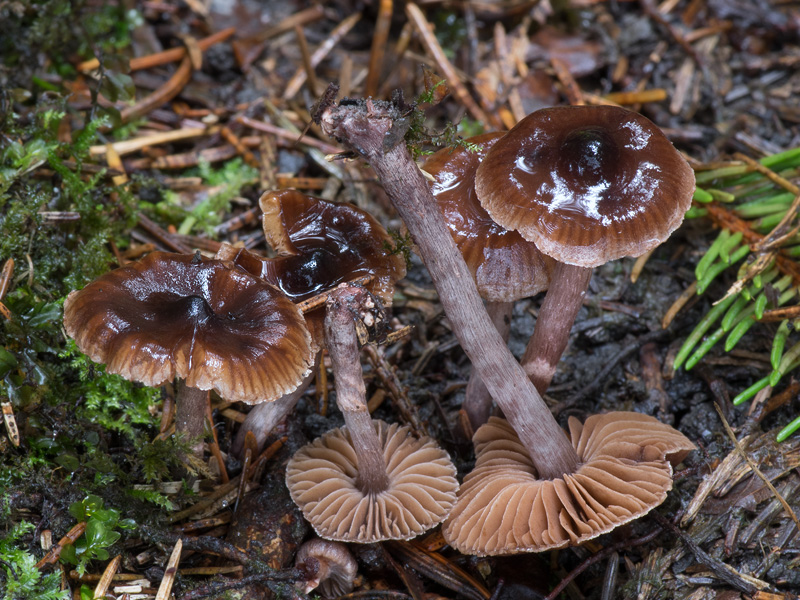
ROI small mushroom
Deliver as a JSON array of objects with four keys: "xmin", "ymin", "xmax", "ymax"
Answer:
[
  {"xmin": 63, "ymin": 251, "xmax": 314, "ymax": 444},
  {"xmin": 219, "ymin": 190, "xmax": 406, "ymax": 455},
  {"xmin": 442, "ymin": 413, "xmax": 695, "ymax": 555},
  {"xmin": 424, "ymin": 133, "xmax": 555, "ymax": 429},
  {"xmin": 286, "ymin": 284, "xmax": 459, "ymax": 542},
  {"xmin": 295, "ymin": 538, "xmax": 358, "ymax": 598},
  {"xmin": 475, "ymin": 105, "xmax": 695, "ymax": 393}
]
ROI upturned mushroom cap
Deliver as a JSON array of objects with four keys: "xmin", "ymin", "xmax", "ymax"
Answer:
[
  {"xmin": 286, "ymin": 420, "xmax": 459, "ymax": 542},
  {"xmin": 63, "ymin": 252, "xmax": 314, "ymax": 404},
  {"xmin": 475, "ymin": 106, "xmax": 695, "ymax": 268},
  {"xmin": 424, "ymin": 133, "xmax": 555, "ymax": 302},
  {"xmin": 442, "ymin": 412, "xmax": 695, "ymax": 555},
  {"xmin": 219, "ymin": 189, "xmax": 405, "ymax": 305},
  {"xmin": 295, "ymin": 538, "xmax": 358, "ymax": 598}
]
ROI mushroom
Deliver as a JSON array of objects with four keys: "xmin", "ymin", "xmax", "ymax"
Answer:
[
  {"xmin": 286, "ymin": 284, "xmax": 459, "ymax": 542},
  {"xmin": 63, "ymin": 251, "xmax": 314, "ymax": 445},
  {"xmin": 316, "ymin": 91, "xmax": 694, "ymax": 553},
  {"xmin": 474, "ymin": 105, "xmax": 695, "ymax": 393},
  {"xmin": 295, "ymin": 538, "xmax": 358, "ymax": 598},
  {"xmin": 442, "ymin": 413, "xmax": 695, "ymax": 555},
  {"xmin": 218, "ymin": 189, "xmax": 406, "ymax": 455},
  {"xmin": 424, "ymin": 132, "xmax": 555, "ymax": 429}
]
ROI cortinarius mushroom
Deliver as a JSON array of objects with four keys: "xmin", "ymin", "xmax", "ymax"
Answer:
[
  {"xmin": 286, "ymin": 284, "xmax": 458, "ymax": 542},
  {"xmin": 63, "ymin": 251, "xmax": 314, "ymax": 443},
  {"xmin": 475, "ymin": 105, "xmax": 695, "ymax": 393},
  {"xmin": 443, "ymin": 413, "xmax": 695, "ymax": 555},
  {"xmin": 424, "ymin": 132, "xmax": 555, "ymax": 428}
]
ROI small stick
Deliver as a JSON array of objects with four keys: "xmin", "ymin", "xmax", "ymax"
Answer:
[
  {"xmin": 118, "ymin": 56, "xmax": 194, "ymax": 125},
  {"xmin": 35, "ymin": 522, "xmax": 86, "ymax": 568},
  {"xmin": 237, "ymin": 116, "xmax": 341, "ymax": 154},
  {"xmin": 154, "ymin": 539, "xmax": 183, "ymax": 600},
  {"xmin": 93, "ymin": 555, "xmax": 122, "ymax": 599},
  {"xmin": 90, "ymin": 128, "xmax": 207, "ymax": 157},
  {"xmin": 283, "ymin": 13, "xmax": 362, "ymax": 100},
  {"xmin": 294, "ymin": 25, "xmax": 320, "ymax": 97},
  {"xmin": 714, "ymin": 405, "xmax": 800, "ymax": 532},
  {"xmin": 249, "ymin": 5, "xmax": 325, "ymax": 43},
  {"xmin": 405, "ymin": 3, "xmax": 500, "ymax": 129},
  {"xmin": 136, "ymin": 213, "xmax": 194, "ymax": 254},
  {"xmin": 220, "ymin": 126, "xmax": 259, "ymax": 168},
  {"xmin": 296, "ymin": 275, "xmax": 373, "ymax": 313},
  {"xmin": 77, "ymin": 28, "xmax": 235, "ymax": 72},
  {"xmin": 544, "ymin": 528, "xmax": 662, "ymax": 600},
  {"xmin": 550, "ymin": 56, "xmax": 584, "ymax": 105},
  {"xmin": 366, "ymin": 0, "xmax": 393, "ymax": 97},
  {"xmin": 205, "ymin": 402, "xmax": 229, "ymax": 483}
]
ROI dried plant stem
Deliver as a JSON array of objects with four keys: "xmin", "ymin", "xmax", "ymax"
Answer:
[
  {"xmin": 522, "ymin": 263, "xmax": 593, "ymax": 394},
  {"xmin": 463, "ymin": 300, "xmax": 513, "ymax": 429},
  {"xmin": 320, "ymin": 97, "xmax": 579, "ymax": 479},
  {"xmin": 325, "ymin": 286, "xmax": 390, "ymax": 494}
]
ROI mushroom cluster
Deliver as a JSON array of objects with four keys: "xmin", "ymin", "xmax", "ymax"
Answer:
[{"xmin": 318, "ymin": 95, "xmax": 696, "ymax": 556}]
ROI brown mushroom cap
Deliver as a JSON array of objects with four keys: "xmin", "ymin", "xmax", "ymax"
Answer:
[
  {"xmin": 221, "ymin": 189, "xmax": 405, "ymax": 305},
  {"xmin": 424, "ymin": 133, "xmax": 555, "ymax": 302},
  {"xmin": 295, "ymin": 538, "xmax": 358, "ymax": 598},
  {"xmin": 286, "ymin": 420, "xmax": 459, "ymax": 542},
  {"xmin": 474, "ymin": 106, "xmax": 695, "ymax": 268},
  {"xmin": 442, "ymin": 412, "xmax": 695, "ymax": 555},
  {"xmin": 63, "ymin": 252, "xmax": 314, "ymax": 404}
]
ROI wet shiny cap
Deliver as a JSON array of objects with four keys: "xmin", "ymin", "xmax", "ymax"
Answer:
[
  {"xmin": 259, "ymin": 189, "xmax": 406, "ymax": 305},
  {"xmin": 63, "ymin": 252, "xmax": 314, "ymax": 404},
  {"xmin": 424, "ymin": 133, "xmax": 555, "ymax": 302},
  {"xmin": 475, "ymin": 106, "xmax": 695, "ymax": 268}
]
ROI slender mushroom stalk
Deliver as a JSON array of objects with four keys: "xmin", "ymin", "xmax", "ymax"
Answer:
[
  {"xmin": 422, "ymin": 132, "xmax": 554, "ymax": 430},
  {"xmin": 521, "ymin": 263, "xmax": 592, "ymax": 393},
  {"xmin": 462, "ymin": 300, "xmax": 513, "ymax": 427},
  {"xmin": 286, "ymin": 283, "xmax": 459, "ymax": 542},
  {"xmin": 325, "ymin": 285, "xmax": 390, "ymax": 494},
  {"xmin": 318, "ymin": 92, "xmax": 579, "ymax": 480}
]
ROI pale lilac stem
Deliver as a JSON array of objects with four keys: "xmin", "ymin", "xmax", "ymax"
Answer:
[{"xmin": 463, "ymin": 300, "xmax": 513, "ymax": 430}]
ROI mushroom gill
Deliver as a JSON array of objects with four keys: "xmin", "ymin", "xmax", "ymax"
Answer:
[
  {"xmin": 442, "ymin": 413, "xmax": 695, "ymax": 555},
  {"xmin": 287, "ymin": 420, "xmax": 459, "ymax": 542}
]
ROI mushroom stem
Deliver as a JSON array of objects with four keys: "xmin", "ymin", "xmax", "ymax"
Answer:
[
  {"xmin": 175, "ymin": 384, "xmax": 208, "ymax": 453},
  {"xmin": 522, "ymin": 263, "xmax": 593, "ymax": 394},
  {"xmin": 231, "ymin": 355, "xmax": 320, "ymax": 458},
  {"xmin": 325, "ymin": 286, "xmax": 390, "ymax": 495},
  {"xmin": 463, "ymin": 300, "xmax": 513, "ymax": 429},
  {"xmin": 319, "ymin": 96, "xmax": 579, "ymax": 480}
]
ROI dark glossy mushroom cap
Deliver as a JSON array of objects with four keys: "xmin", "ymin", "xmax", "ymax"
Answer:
[
  {"xmin": 442, "ymin": 412, "xmax": 695, "ymax": 555},
  {"xmin": 63, "ymin": 252, "xmax": 314, "ymax": 404},
  {"xmin": 424, "ymin": 133, "xmax": 555, "ymax": 302},
  {"xmin": 475, "ymin": 106, "xmax": 695, "ymax": 268},
  {"xmin": 260, "ymin": 190, "xmax": 406, "ymax": 305},
  {"xmin": 287, "ymin": 420, "xmax": 459, "ymax": 542}
]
